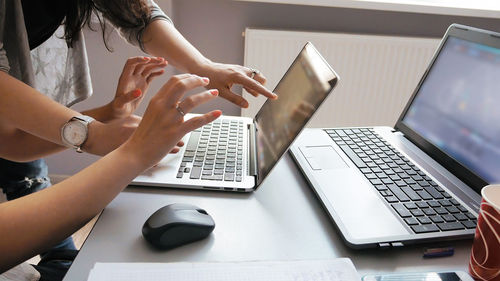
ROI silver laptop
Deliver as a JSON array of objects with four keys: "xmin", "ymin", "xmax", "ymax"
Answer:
[
  {"xmin": 290, "ymin": 24, "xmax": 500, "ymax": 248},
  {"xmin": 133, "ymin": 42, "xmax": 339, "ymax": 192}
]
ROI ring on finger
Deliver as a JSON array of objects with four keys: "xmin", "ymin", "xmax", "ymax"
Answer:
[
  {"xmin": 176, "ymin": 104, "xmax": 186, "ymax": 117},
  {"xmin": 249, "ymin": 68, "xmax": 260, "ymax": 79}
]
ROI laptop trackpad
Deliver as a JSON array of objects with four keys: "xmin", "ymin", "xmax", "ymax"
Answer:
[{"xmin": 300, "ymin": 146, "xmax": 348, "ymax": 170}]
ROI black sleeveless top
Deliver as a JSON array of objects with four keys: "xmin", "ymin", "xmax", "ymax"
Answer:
[{"xmin": 21, "ymin": 0, "xmax": 67, "ymax": 50}]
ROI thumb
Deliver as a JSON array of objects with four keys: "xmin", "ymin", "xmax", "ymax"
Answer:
[{"xmin": 115, "ymin": 89, "xmax": 142, "ymax": 108}]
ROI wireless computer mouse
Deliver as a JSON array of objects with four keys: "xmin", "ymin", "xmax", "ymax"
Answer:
[{"xmin": 142, "ymin": 203, "xmax": 215, "ymax": 250}]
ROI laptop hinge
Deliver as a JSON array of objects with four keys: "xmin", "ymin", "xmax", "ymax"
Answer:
[{"xmin": 248, "ymin": 123, "xmax": 258, "ymax": 178}]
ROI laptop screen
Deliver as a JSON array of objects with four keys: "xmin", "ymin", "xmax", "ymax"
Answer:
[
  {"xmin": 254, "ymin": 43, "xmax": 338, "ymax": 186},
  {"xmin": 400, "ymin": 35, "xmax": 500, "ymax": 185}
]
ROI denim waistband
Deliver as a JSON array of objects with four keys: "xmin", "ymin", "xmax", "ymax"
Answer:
[{"xmin": 0, "ymin": 158, "xmax": 49, "ymax": 193}]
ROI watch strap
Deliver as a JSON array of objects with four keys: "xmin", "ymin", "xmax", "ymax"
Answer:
[{"xmin": 61, "ymin": 115, "xmax": 95, "ymax": 153}]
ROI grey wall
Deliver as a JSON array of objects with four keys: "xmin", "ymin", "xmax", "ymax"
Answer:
[{"xmin": 46, "ymin": 0, "xmax": 500, "ymax": 177}]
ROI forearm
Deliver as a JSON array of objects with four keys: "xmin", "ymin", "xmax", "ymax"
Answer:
[
  {"xmin": 0, "ymin": 126, "xmax": 66, "ymax": 162},
  {"xmin": 81, "ymin": 103, "xmax": 115, "ymax": 123},
  {"xmin": 0, "ymin": 71, "xmax": 81, "ymax": 146},
  {"xmin": 0, "ymin": 145, "xmax": 146, "ymax": 272},
  {"xmin": 0, "ymin": 71, "xmax": 126, "ymax": 157},
  {"xmin": 142, "ymin": 20, "xmax": 210, "ymax": 74}
]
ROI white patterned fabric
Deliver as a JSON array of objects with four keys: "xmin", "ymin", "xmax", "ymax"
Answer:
[{"xmin": 30, "ymin": 26, "xmax": 92, "ymax": 106}]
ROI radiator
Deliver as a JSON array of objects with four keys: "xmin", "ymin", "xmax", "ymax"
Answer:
[{"xmin": 243, "ymin": 29, "xmax": 440, "ymax": 127}]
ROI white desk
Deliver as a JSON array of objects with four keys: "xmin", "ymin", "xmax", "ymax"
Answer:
[{"xmin": 64, "ymin": 153, "xmax": 473, "ymax": 281}]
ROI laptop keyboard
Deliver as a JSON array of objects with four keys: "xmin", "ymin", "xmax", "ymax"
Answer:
[
  {"xmin": 325, "ymin": 128, "xmax": 477, "ymax": 234},
  {"xmin": 176, "ymin": 120, "xmax": 244, "ymax": 182}
]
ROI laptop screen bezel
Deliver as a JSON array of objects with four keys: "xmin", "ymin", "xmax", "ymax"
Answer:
[
  {"xmin": 395, "ymin": 24, "xmax": 500, "ymax": 193},
  {"xmin": 252, "ymin": 42, "xmax": 339, "ymax": 188}
]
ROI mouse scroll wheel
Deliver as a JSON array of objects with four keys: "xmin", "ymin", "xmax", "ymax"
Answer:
[{"xmin": 197, "ymin": 209, "xmax": 208, "ymax": 215}]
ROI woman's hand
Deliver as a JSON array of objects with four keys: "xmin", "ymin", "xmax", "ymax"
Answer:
[
  {"xmin": 196, "ymin": 62, "xmax": 277, "ymax": 108},
  {"xmin": 109, "ymin": 56, "xmax": 168, "ymax": 119},
  {"xmin": 122, "ymin": 74, "xmax": 222, "ymax": 168}
]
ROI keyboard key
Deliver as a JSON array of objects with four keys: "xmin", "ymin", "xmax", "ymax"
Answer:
[
  {"xmin": 435, "ymin": 207, "xmax": 448, "ymax": 215},
  {"xmin": 417, "ymin": 216, "xmax": 432, "ymax": 224},
  {"xmin": 386, "ymin": 185, "xmax": 409, "ymax": 201},
  {"xmin": 186, "ymin": 132, "xmax": 201, "ymax": 151},
  {"xmin": 411, "ymin": 224, "xmax": 439, "ymax": 233},
  {"xmin": 465, "ymin": 212, "xmax": 477, "ymax": 220},
  {"xmin": 437, "ymin": 222, "xmax": 465, "ymax": 231},
  {"xmin": 438, "ymin": 200, "xmax": 452, "ymax": 207},
  {"xmin": 428, "ymin": 201, "xmax": 441, "ymax": 208},
  {"xmin": 360, "ymin": 168, "xmax": 372, "ymax": 174},
  {"xmin": 394, "ymin": 180, "xmax": 407, "ymax": 187},
  {"xmin": 410, "ymin": 184, "xmax": 423, "ymax": 191},
  {"xmin": 404, "ymin": 217, "xmax": 419, "ymax": 225},
  {"xmin": 189, "ymin": 167, "xmax": 202, "ymax": 179},
  {"xmin": 416, "ymin": 202, "xmax": 428, "ymax": 208},
  {"xmin": 462, "ymin": 220, "xmax": 477, "ymax": 229},
  {"xmin": 380, "ymin": 190, "xmax": 391, "ymax": 197},
  {"xmin": 454, "ymin": 213, "xmax": 468, "ymax": 221},
  {"xmin": 224, "ymin": 173, "xmax": 235, "ymax": 181},
  {"xmin": 429, "ymin": 215, "xmax": 444, "ymax": 223},
  {"xmin": 423, "ymin": 209, "xmax": 437, "ymax": 216},
  {"xmin": 176, "ymin": 172, "xmax": 183, "ymax": 178},
  {"xmin": 339, "ymin": 145, "xmax": 367, "ymax": 168},
  {"xmin": 385, "ymin": 196, "xmax": 398, "ymax": 203},
  {"xmin": 410, "ymin": 209, "xmax": 425, "ymax": 217},
  {"xmin": 404, "ymin": 202, "xmax": 418, "ymax": 209},
  {"xmin": 416, "ymin": 190, "xmax": 432, "ymax": 200},
  {"xmin": 392, "ymin": 203, "xmax": 412, "ymax": 218},
  {"xmin": 375, "ymin": 185, "xmax": 388, "ymax": 191},
  {"xmin": 441, "ymin": 191, "xmax": 452, "ymax": 198},
  {"xmin": 182, "ymin": 156, "xmax": 194, "ymax": 162},
  {"xmin": 442, "ymin": 214, "xmax": 456, "ymax": 222},
  {"xmin": 424, "ymin": 186, "xmax": 444, "ymax": 199},
  {"xmin": 446, "ymin": 206, "xmax": 460, "ymax": 214}
]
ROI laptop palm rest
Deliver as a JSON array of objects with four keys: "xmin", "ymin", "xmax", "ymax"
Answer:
[
  {"xmin": 294, "ymin": 130, "xmax": 409, "ymax": 241},
  {"xmin": 299, "ymin": 146, "xmax": 348, "ymax": 170}
]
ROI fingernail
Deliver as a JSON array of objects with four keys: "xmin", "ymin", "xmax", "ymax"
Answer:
[
  {"xmin": 240, "ymin": 101, "xmax": 248, "ymax": 108},
  {"xmin": 201, "ymin": 77, "xmax": 210, "ymax": 83},
  {"xmin": 212, "ymin": 110, "xmax": 222, "ymax": 117},
  {"xmin": 209, "ymin": 89, "xmax": 219, "ymax": 96},
  {"xmin": 133, "ymin": 89, "xmax": 142, "ymax": 98},
  {"xmin": 272, "ymin": 93, "xmax": 278, "ymax": 99}
]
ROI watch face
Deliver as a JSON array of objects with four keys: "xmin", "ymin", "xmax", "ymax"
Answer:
[{"xmin": 63, "ymin": 121, "xmax": 87, "ymax": 146}]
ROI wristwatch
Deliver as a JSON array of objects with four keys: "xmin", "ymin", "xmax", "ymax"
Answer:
[{"xmin": 61, "ymin": 115, "xmax": 95, "ymax": 153}]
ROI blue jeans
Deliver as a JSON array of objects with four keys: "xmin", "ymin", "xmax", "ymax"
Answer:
[{"xmin": 0, "ymin": 158, "xmax": 76, "ymax": 256}]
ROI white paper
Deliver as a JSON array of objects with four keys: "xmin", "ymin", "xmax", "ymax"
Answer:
[{"xmin": 87, "ymin": 259, "xmax": 360, "ymax": 281}]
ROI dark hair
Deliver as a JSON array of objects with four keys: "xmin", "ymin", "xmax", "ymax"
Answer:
[{"xmin": 64, "ymin": 0, "xmax": 151, "ymax": 50}]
